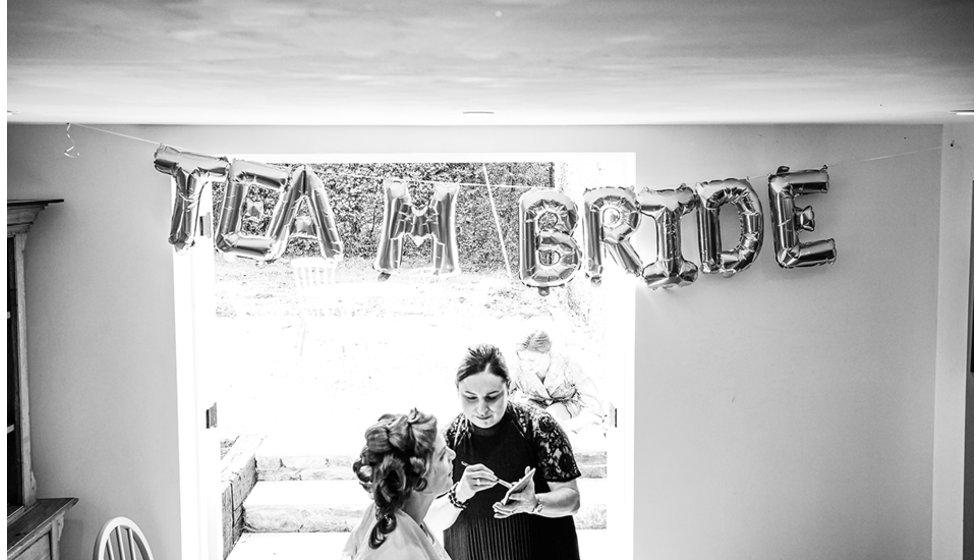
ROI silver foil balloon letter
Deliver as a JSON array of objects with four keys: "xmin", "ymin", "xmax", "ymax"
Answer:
[
  {"xmin": 292, "ymin": 167, "xmax": 344, "ymax": 261},
  {"xmin": 153, "ymin": 145, "xmax": 229, "ymax": 253},
  {"xmin": 637, "ymin": 185, "xmax": 699, "ymax": 290},
  {"xmin": 215, "ymin": 160, "xmax": 290, "ymax": 261},
  {"xmin": 582, "ymin": 187, "xmax": 643, "ymax": 285},
  {"xmin": 374, "ymin": 178, "xmax": 460, "ymax": 278},
  {"xmin": 518, "ymin": 190, "xmax": 582, "ymax": 295},
  {"xmin": 767, "ymin": 166, "xmax": 837, "ymax": 268},
  {"xmin": 695, "ymin": 178, "xmax": 764, "ymax": 277},
  {"xmin": 217, "ymin": 164, "xmax": 344, "ymax": 263}
]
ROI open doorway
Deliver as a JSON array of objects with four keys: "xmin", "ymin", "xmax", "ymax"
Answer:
[{"xmin": 206, "ymin": 153, "xmax": 635, "ymax": 559}]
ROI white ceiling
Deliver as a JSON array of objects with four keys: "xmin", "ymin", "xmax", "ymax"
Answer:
[{"xmin": 6, "ymin": 0, "xmax": 974, "ymax": 125}]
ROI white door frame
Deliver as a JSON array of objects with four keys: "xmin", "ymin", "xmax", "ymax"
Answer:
[
  {"xmin": 176, "ymin": 151, "xmax": 636, "ymax": 559},
  {"xmin": 173, "ymin": 183, "xmax": 222, "ymax": 560}
]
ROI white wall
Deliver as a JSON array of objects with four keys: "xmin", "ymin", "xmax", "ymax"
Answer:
[
  {"xmin": 7, "ymin": 123, "xmax": 969, "ymax": 560},
  {"xmin": 7, "ymin": 126, "xmax": 184, "ymax": 559},
  {"xmin": 624, "ymin": 125, "xmax": 947, "ymax": 560},
  {"xmin": 931, "ymin": 123, "xmax": 974, "ymax": 560}
]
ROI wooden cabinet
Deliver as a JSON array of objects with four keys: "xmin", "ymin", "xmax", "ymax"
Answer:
[
  {"xmin": 7, "ymin": 200, "xmax": 76, "ymax": 560},
  {"xmin": 7, "ymin": 499, "xmax": 76, "ymax": 560}
]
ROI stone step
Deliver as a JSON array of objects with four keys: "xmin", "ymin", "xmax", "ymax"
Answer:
[
  {"xmin": 244, "ymin": 479, "xmax": 607, "ymax": 533},
  {"xmin": 256, "ymin": 452, "xmax": 359, "ymax": 482},
  {"xmin": 255, "ymin": 435, "xmax": 607, "ymax": 482},
  {"xmin": 228, "ymin": 529, "xmax": 611, "ymax": 560}
]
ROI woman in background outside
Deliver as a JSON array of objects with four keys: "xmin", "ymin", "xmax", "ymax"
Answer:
[{"xmin": 511, "ymin": 330, "xmax": 604, "ymax": 438}]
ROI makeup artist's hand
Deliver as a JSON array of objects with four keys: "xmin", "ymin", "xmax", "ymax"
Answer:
[
  {"xmin": 456, "ymin": 462, "xmax": 500, "ymax": 502},
  {"xmin": 493, "ymin": 467, "xmax": 536, "ymax": 518}
]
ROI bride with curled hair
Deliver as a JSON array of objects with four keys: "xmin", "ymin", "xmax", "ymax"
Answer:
[{"xmin": 342, "ymin": 409, "xmax": 455, "ymax": 560}]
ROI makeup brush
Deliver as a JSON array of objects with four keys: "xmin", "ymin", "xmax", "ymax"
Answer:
[{"xmin": 461, "ymin": 461, "xmax": 513, "ymax": 488}]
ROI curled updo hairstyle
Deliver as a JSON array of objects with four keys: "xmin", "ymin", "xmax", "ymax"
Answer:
[
  {"xmin": 517, "ymin": 330, "xmax": 552, "ymax": 353},
  {"xmin": 456, "ymin": 343, "xmax": 510, "ymax": 385},
  {"xmin": 352, "ymin": 409, "xmax": 438, "ymax": 549}
]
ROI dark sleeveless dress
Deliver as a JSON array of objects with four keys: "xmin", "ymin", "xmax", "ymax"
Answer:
[{"xmin": 443, "ymin": 402, "xmax": 581, "ymax": 560}]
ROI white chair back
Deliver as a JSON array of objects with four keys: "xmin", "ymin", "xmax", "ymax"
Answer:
[
  {"xmin": 291, "ymin": 256, "xmax": 338, "ymax": 291},
  {"xmin": 290, "ymin": 257, "xmax": 342, "ymax": 356},
  {"xmin": 93, "ymin": 517, "xmax": 154, "ymax": 560}
]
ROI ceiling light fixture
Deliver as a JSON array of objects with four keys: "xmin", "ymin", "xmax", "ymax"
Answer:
[
  {"xmin": 950, "ymin": 110, "xmax": 973, "ymax": 115},
  {"xmin": 463, "ymin": 111, "xmax": 495, "ymax": 116}
]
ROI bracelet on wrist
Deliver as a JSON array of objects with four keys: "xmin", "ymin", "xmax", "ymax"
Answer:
[
  {"xmin": 531, "ymin": 495, "xmax": 544, "ymax": 515},
  {"xmin": 448, "ymin": 483, "xmax": 469, "ymax": 510}
]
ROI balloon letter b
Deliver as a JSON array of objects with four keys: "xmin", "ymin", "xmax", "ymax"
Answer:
[
  {"xmin": 768, "ymin": 166, "xmax": 837, "ymax": 268},
  {"xmin": 637, "ymin": 185, "xmax": 699, "ymax": 289},
  {"xmin": 695, "ymin": 178, "xmax": 764, "ymax": 277},
  {"xmin": 153, "ymin": 145, "xmax": 229, "ymax": 253},
  {"xmin": 518, "ymin": 190, "xmax": 582, "ymax": 295}
]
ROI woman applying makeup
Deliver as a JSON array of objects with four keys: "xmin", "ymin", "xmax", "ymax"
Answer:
[{"xmin": 427, "ymin": 344, "xmax": 582, "ymax": 560}]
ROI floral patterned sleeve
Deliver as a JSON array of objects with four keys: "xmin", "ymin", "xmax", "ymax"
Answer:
[
  {"xmin": 530, "ymin": 408, "xmax": 581, "ymax": 482},
  {"xmin": 444, "ymin": 414, "xmax": 465, "ymax": 449}
]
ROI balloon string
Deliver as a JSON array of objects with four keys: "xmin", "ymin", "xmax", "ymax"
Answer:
[
  {"xmin": 482, "ymin": 164, "xmax": 514, "ymax": 278},
  {"xmin": 72, "ymin": 123, "xmax": 168, "ymax": 147},
  {"xmin": 829, "ymin": 145, "xmax": 944, "ymax": 166},
  {"xmin": 743, "ymin": 145, "xmax": 944, "ymax": 183},
  {"xmin": 68, "ymin": 123, "xmax": 947, "ymax": 187},
  {"xmin": 66, "ymin": 124, "xmax": 544, "ymax": 188}
]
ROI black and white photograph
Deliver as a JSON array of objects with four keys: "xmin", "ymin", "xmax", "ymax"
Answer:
[{"xmin": 5, "ymin": 1, "xmax": 974, "ymax": 559}]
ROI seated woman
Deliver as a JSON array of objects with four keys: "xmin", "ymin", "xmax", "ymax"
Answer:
[
  {"xmin": 511, "ymin": 330, "xmax": 604, "ymax": 436},
  {"xmin": 427, "ymin": 344, "xmax": 583, "ymax": 560},
  {"xmin": 342, "ymin": 409, "xmax": 455, "ymax": 560}
]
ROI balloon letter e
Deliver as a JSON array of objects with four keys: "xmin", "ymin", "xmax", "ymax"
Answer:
[{"xmin": 767, "ymin": 166, "xmax": 837, "ymax": 268}]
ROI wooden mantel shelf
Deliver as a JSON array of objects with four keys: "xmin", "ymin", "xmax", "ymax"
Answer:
[
  {"xmin": 7, "ymin": 199, "xmax": 63, "ymax": 235},
  {"xmin": 7, "ymin": 498, "xmax": 77, "ymax": 558},
  {"xmin": 6, "ymin": 199, "xmax": 64, "ymax": 206}
]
